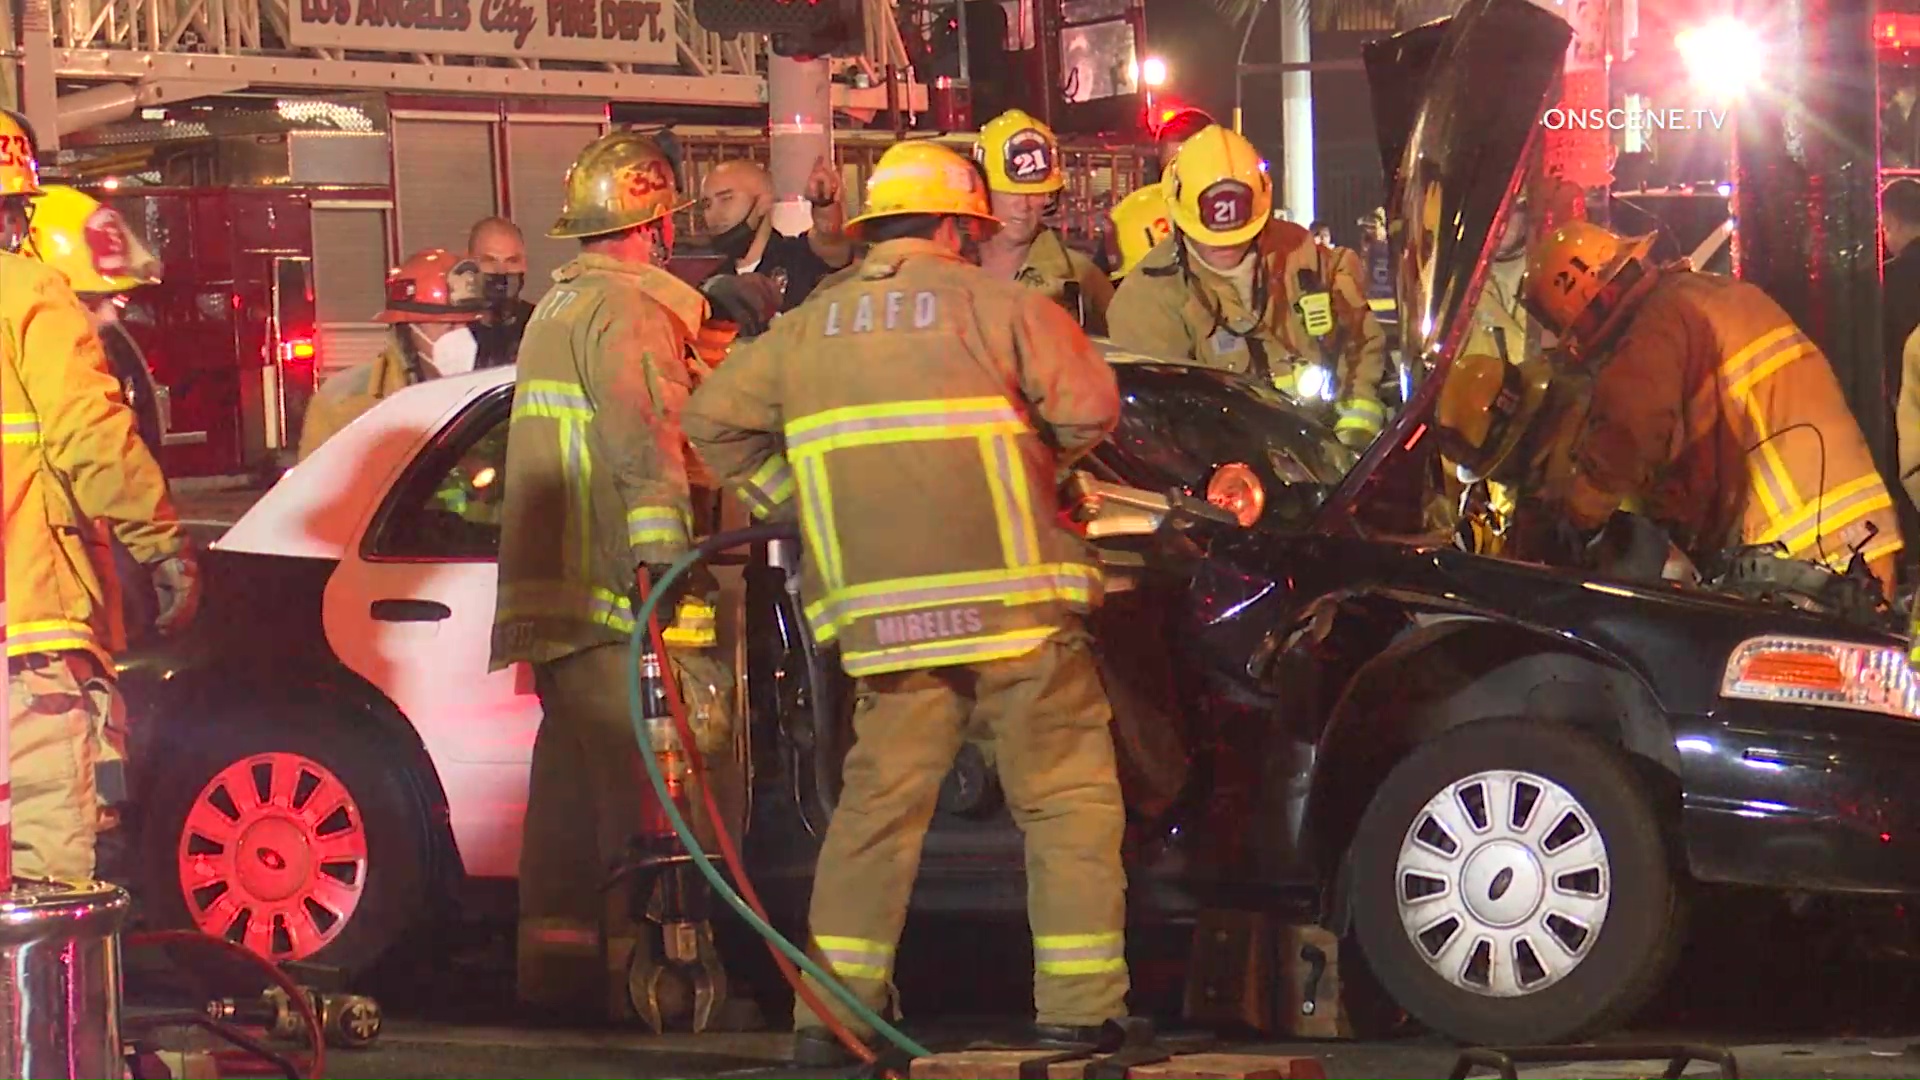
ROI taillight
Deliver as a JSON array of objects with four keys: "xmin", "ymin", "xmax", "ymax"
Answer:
[
  {"xmin": 278, "ymin": 337, "xmax": 317, "ymax": 364},
  {"xmin": 1206, "ymin": 462, "xmax": 1265, "ymax": 527}
]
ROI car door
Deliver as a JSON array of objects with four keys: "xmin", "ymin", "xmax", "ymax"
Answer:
[{"xmin": 322, "ymin": 387, "xmax": 540, "ymax": 880}]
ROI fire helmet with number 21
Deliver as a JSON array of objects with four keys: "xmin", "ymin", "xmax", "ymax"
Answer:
[
  {"xmin": 975, "ymin": 109, "xmax": 1065, "ymax": 196},
  {"xmin": 1165, "ymin": 124, "xmax": 1272, "ymax": 248},
  {"xmin": 549, "ymin": 129, "xmax": 689, "ymax": 240}
]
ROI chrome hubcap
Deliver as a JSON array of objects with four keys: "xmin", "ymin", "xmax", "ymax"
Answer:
[{"xmin": 1395, "ymin": 769, "xmax": 1610, "ymax": 997}]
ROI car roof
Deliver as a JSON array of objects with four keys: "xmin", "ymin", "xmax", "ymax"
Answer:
[{"xmin": 216, "ymin": 367, "xmax": 514, "ymax": 560}]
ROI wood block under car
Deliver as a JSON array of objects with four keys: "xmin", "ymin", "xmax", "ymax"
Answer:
[
  {"xmin": 1182, "ymin": 911, "xmax": 1354, "ymax": 1038},
  {"xmin": 908, "ymin": 1050, "xmax": 1326, "ymax": 1079}
]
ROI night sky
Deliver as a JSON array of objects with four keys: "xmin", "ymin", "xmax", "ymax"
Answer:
[{"xmin": 1144, "ymin": 0, "xmax": 1239, "ymax": 120}]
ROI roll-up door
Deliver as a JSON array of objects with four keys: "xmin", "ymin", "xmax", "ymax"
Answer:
[
  {"xmin": 311, "ymin": 202, "xmax": 394, "ymax": 379},
  {"xmin": 506, "ymin": 118, "xmax": 604, "ymax": 290},
  {"xmin": 394, "ymin": 116, "xmax": 499, "ymax": 256}
]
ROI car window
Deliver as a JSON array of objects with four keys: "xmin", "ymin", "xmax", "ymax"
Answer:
[{"xmin": 369, "ymin": 405, "xmax": 510, "ymax": 560}]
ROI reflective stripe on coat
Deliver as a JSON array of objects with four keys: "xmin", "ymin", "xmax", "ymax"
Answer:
[{"xmin": 683, "ymin": 238, "xmax": 1120, "ymax": 677}]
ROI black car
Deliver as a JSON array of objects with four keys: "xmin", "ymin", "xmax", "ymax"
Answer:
[{"xmin": 121, "ymin": 0, "xmax": 1920, "ymax": 1047}]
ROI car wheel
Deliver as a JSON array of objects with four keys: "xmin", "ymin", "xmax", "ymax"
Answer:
[
  {"xmin": 1349, "ymin": 719, "xmax": 1680, "ymax": 1045},
  {"xmin": 140, "ymin": 706, "xmax": 432, "ymax": 976}
]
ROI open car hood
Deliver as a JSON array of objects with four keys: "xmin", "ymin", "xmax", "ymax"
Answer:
[{"xmin": 1319, "ymin": 0, "xmax": 1571, "ymax": 527}]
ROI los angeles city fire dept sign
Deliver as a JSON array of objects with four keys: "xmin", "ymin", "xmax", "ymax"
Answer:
[{"xmin": 291, "ymin": 0, "xmax": 676, "ymax": 66}]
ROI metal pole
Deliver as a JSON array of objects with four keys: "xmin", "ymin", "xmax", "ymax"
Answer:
[
  {"xmin": 1733, "ymin": 0, "xmax": 1886, "ymax": 465},
  {"xmin": 18, "ymin": 0, "xmax": 57, "ymax": 150},
  {"xmin": 767, "ymin": 54, "xmax": 834, "ymax": 238},
  {"xmin": 1232, "ymin": 0, "xmax": 1266, "ymax": 135},
  {"xmin": 1278, "ymin": 0, "xmax": 1314, "ymax": 224}
]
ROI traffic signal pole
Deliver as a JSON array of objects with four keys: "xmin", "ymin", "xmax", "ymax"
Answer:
[
  {"xmin": 769, "ymin": 54, "xmax": 835, "ymax": 236},
  {"xmin": 1731, "ymin": 0, "xmax": 1888, "ymax": 467}
]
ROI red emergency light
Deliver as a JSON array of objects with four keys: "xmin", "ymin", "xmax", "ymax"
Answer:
[{"xmin": 1879, "ymin": 13, "xmax": 1920, "ymax": 49}]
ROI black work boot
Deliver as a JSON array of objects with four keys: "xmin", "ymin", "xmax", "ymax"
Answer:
[{"xmin": 1029, "ymin": 1016, "xmax": 1155, "ymax": 1051}]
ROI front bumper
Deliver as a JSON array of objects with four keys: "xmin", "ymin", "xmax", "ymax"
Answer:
[{"xmin": 1678, "ymin": 704, "xmax": 1920, "ymax": 895}]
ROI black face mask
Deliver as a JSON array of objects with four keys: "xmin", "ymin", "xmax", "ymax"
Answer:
[
  {"xmin": 711, "ymin": 216, "xmax": 757, "ymax": 260},
  {"xmin": 483, "ymin": 272, "xmax": 526, "ymax": 310}
]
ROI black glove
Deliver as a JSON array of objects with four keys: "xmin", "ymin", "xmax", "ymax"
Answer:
[{"xmin": 699, "ymin": 272, "xmax": 783, "ymax": 338}]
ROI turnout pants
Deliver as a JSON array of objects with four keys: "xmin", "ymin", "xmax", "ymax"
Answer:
[
  {"xmin": 794, "ymin": 625, "xmax": 1130, "ymax": 1032},
  {"xmin": 517, "ymin": 643, "xmax": 651, "ymax": 1018},
  {"xmin": 10, "ymin": 652, "xmax": 130, "ymax": 883}
]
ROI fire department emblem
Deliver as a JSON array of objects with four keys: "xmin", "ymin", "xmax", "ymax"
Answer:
[
  {"xmin": 1002, "ymin": 128, "xmax": 1056, "ymax": 185},
  {"xmin": 1196, "ymin": 180, "xmax": 1255, "ymax": 233},
  {"xmin": 83, "ymin": 207, "xmax": 132, "ymax": 276}
]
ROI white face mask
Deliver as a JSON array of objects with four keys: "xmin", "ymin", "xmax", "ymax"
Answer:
[{"xmin": 418, "ymin": 325, "xmax": 478, "ymax": 377}]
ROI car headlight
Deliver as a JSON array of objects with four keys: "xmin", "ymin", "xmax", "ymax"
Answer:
[
  {"xmin": 1721, "ymin": 636, "xmax": 1920, "ymax": 721},
  {"xmin": 1296, "ymin": 364, "xmax": 1335, "ymax": 402},
  {"xmin": 1205, "ymin": 462, "xmax": 1265, "ymax": 527}
]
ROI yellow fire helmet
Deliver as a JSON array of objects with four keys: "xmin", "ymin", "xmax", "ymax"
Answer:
[
  {"xmin": 974, "ymin": 108, "xmax": 1065, "ymax": 196},
  {"xmin": 1109, "ymin": 184, "xmax": 1173, "ymax": 280},
  {"xmin": 845, "ymin": 140, "xmax": 1000, "ymax": 243},
  {"xmin": 1521, "ymin": 219, "xmax": 1657, "ymax": 357},
  {"xmin": 549, "ymin": 129, "xmax": 690, "ymax": 240},
  {"xmin": 0, "ymin": 109, "xmax": 40, "ymax": 199},
  {"xmin": 1164, "ymin": 124, "xmax": 1272, "ymax": 248},
  {"xmin": 27, "ymin": 185, "xmax": 162, "ymax": 295},
  {"xmin": 1433, "ymin": 351, "xmax": 1551, "ymax": 484}
]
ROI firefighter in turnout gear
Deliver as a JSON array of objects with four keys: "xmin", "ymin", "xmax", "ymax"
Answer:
[
  {"xmin": 1, "ymin": 109, "xmax": 200, "ymax": 883},
  {"xmin": 1109, "ymin": 125, "xmax": 1388, "ymax": 449},
  {"xmin": 491, "ymin": 128, "xmax": 729, "ymax": 1022},
  {"xmin": 683, "ymin": 139, "xmax": 1132, "ymax": 1066},
  {"xmin": 298, "ymin": 249, "xmax": 486, "ymax": 459},
  {"xmin": 27, "ymin": 184, "xmax": 173, "ymax": 644},
  {"xmin": 972, "ymin": 109, "xmax": 1114, "ymax": 332},
  {"xmin": 1515, "ymin": 220, "xmax": 1903, "ymax": 591}
]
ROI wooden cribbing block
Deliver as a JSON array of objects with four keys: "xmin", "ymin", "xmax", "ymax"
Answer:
[{"xmin": 909, "ymin": 1051, "xmax": 1327, "ymax": 1079}]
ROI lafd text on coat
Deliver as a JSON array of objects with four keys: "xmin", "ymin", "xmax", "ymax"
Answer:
[{"xmin": 822, "ymin": 291, "xmax": 939, "ymax": 336}]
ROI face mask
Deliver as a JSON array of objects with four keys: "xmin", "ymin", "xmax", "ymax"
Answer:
[
  {"xmin": 484, "ymin": 271, "xmax": 526, "ymax": 308},
  {"xmin": 711, "ymin": 216, "xmax": 757, "ymax": 260},
  {"xmin": 417, "ymin": 325, "xmax": 477, "ymax": 377}
]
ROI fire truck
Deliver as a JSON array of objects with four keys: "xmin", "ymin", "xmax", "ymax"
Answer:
[{"xmin": 28, "ymin": 0, "xmax": 1161, "ymax": 479}]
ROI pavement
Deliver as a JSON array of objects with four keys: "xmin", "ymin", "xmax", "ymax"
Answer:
[{"xmin": 278, "ymin": 1023, "xmax": 1920, "ymax": 1078}]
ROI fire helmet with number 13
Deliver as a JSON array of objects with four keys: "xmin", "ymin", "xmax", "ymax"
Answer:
[
  {"xmin": 549, "ymin": 129, "xmax": 690, "ymax": 240},
  {"xmin": 1108, "ymin": 184, "xmax": 1173, "ymax": 280},
  {"xmin": 1165, "ymin": 124, "xmax": 1272, "ymax": 249},
  {"xmin": 975, "ymin": 109, "xmax": 1065, "ymax": 196}
]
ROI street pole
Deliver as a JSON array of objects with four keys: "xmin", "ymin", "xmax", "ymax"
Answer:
[
  {"xmin": 768, "ymin": 55, "xmax": 834, "ymax": 238},
  {"xmin": 1732, "ymin": 0, "xmax": 1887, "ymax": 468},
  {"xmin": 1279, "ymin": 0, "xmax": 1314, "ymax": 225}
]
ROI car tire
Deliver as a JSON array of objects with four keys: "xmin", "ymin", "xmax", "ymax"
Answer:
[
  {"xmin": 139, "ymin": 705, "xmax": 432, "ymax": 977},
  {"xmin": 1349, "ymin": 719, "xmax": 1680, "ymax": 1045}
]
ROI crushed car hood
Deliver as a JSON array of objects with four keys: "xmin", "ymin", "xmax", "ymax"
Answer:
[{"xmin": 1320, "ymin": 0, "xmax": 1570, "ymax": 526}]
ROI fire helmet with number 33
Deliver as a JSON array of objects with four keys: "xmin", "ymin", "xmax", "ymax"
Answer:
[
  {"xmin": 0, "ymin": 109, "xmax": 41, "ymax": 200},
  {"xmin": 549, "ymin": 129, "xmax": 690, "ymax": 240},
  {"xmin": 1165, "ymin": 124, "xmax": 1272, "ymax": 248},
  {"xmin": 975, "ymin": 109, "xmax": 1065, "ymax": 196}
]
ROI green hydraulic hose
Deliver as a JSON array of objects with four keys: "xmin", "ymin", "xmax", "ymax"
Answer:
[{"xmin": 625, "ymin": 539, "xmax": 933, "ymax": 1061}]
